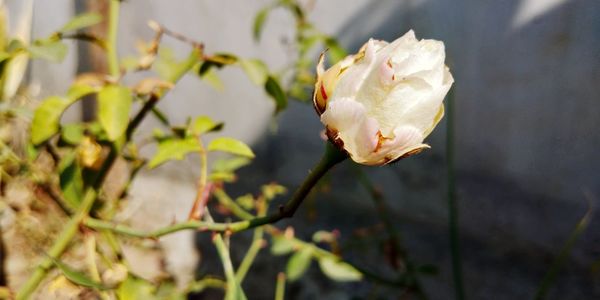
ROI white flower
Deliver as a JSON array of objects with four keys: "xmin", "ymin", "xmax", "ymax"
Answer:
[{"xmin": 313, "ymin": 30, "xmax": 454, "ymax": 165}]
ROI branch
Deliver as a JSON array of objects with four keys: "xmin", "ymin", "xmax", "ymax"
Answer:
[
  {"xmin": 84, "ymin": 142, "xmax": 347, "ymax": 238},
  {"xmin": 106, "ymin": 0, "xmax": 120, "ymax": 77}
]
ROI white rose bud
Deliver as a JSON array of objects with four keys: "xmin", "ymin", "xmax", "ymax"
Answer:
[{"xmin": 313, "ymin": 30, "xmax": 454, "ymax": 165}]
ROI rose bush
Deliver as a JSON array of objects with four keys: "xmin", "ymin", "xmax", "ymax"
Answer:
[{"xmin": 313, "ymin": 30, "xmax": 454, "ymax": 165}]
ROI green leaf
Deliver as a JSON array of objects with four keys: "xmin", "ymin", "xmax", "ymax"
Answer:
[
  {"xmin": 148, "ymin": 137, "xmax": 201, "ymax": 168},
  {"xmin": 30, "ymin": 96, "xmax": 69, "ymax": 145},
  {"xmin": 264, "ymin": 76, "xmax": 287, "ymax": 113},
  {"xmin": 207, "ymin": 53, "xmax": 238, "ymax": 66},
  {"xmin": 253, "ymin": 8, "xmax": 269, "ymax": 41},
  {"xmin": 271, "ymin": 236, "xmax": 294, "ymax": 255},
  {"xmin": 60, "ymin": 12, "xmax": 102, "ymax": 32},
  {"xmin": 199, "ymin": 68, "xmax": 224, "ymax": 91},
  {"xmin": 286, "ymin": 247, "xmax": 313, "ymax": 282},
  {"xmin": 317, "ymin": 256, "xmax": 363, "ymax": 282},
  {"xmin": 154, "ymin": 281, "xmax": 186, "ymax": 300},
  {"xmin": 240, "ymin": 59, "xmax": 269, "ymax": 85},
  {"xmin": 198, "ymin": 53, "xmax": 238, "ymax": 77},
  {"xmin": 66, "ymin": 84, "xmax": 96, "ymax": 101},
  {"xmin": 50, "ymin": 256, "xmax": 106, "ymax": 289},
  {"xmin": 155, "ymin": 47, "xmax": 201, "ymax": 82},
  {"xmin": 212, "ymin": 157, "xmax": 251, "ymax": 172},
  {"xmin": 28, "ymin": 39, "xmax": 68, "ymax": 63},
  {"xmin": 207, "ymin": 137, "xmax": 254, "ymax": 158},
  {"xmin": 97, "ymin": 85, "xmax": 132, "ymax": 141},
  {"xmin": 235, "ymin": 194, "xmax": 255, "ymax": 210},
  {"xmin": 324, "ymin": 38, "xmax": 347, "ymax": 64},
  {"xmin": 312, "ymin": 231, "xmax": 336, "ymax": 243},
  {"xmin": 61, "ymin": 124, "xmax": 85, "ymax": 145},
  {"xmin": 117, "ymin": 276, "xmax": 155, "ymax": 300},
  {"xmin": 191, "ymin": 116, "xmax": 223, "ymax": 135},
  {"xmin": 58, "ymin": 152, "xmax": 83, "ymax": 211},
  {"xmin": 261, "ymin": 183, "xmax": 287, "ymax": 201},
  {"xmin": 209, "ymin": 171, "xmax": 236, "ymax": 183},
  {"xmin": 298, "ymin": 35, "xmax": 321, "ymax": 55}
]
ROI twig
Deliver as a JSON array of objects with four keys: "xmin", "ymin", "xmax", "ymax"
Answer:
[{"xmin": 148, "ymin": 20, "xmax": 204, "ymax": 49}]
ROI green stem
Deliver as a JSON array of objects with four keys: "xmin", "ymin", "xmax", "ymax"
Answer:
[
  {"xmin": 85, "ymin": 142, "xmax": 345, "ymax": 235},
  {"xmin": 229, "ymin": 142, "xmax": 346, "ymax": 230},
  {"xmin": 274, "ymin": 272, "xmax": 286, "ymax": 300},
  {"xmin": 16, "ymin": 189, "xmax": 97, "ymax": 300},
  {"xmin": 446, "ymin": 88, "xmax": 465, "ymax": 300},
  {"xmin": 186, "ymin": 276, "xmax": 227, "ymax": 293},
  {"xmin": 235, "ymin": 200, "xmax": 267, "ymax": 283},
  {"xmin": 213, "ymin": 234, "xmax": 245, "ymax": 300},
  {"xmin": 107, "ymin": 0, "xmax": 120, "ymax": 77},
  {"xmin": 234, "ymin": 228, "xmax": 264, "ymax": 283}
]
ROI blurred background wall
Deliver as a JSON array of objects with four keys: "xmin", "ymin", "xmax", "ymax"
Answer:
[{"xmin": 10, "ymin": 0, "xmax": 600, "ymax": 298}]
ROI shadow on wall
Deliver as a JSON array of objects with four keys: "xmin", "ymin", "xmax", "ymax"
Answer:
[
  {"xmin": 192, "ymin": 0, "xmax": 600, "ymax": 299},
  {"xmin": 338, "ymin": 0, "xmax": 600, "ymax": 203}
]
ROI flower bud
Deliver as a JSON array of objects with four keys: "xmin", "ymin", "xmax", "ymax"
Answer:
[{"xmin": 313, "ymin": 30, "xmax": 454, "ymax": 165}]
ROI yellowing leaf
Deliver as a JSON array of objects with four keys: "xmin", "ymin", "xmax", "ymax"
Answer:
[
  {"xmin": 148, "ymin": 137, "xmax": 201, "ymax": 168},
  {"xmin": 207, "ymin": 137, "xmax": 254, "ymax": 158},
  {"xmin": 97, "ymin": 85, "xmax": 132, "ymax": 141},
  {"xmin": 317, "ymin": 256, "xmax": 363, "ymax": 282}
]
